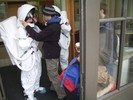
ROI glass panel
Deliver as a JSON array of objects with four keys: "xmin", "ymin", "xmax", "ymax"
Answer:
[
  {"xmin": 127, "ymin": 0, "xmax": 133, "ymax": 17},
  {"xmin": 97, "ymin": 21, "xmax": 121, "ymax": 97},
  {"xmin": 0, "ymin": 2, "xmax": 7, "ymax": 22},
  {"xmin": 54, "ymin": 0, "xmax": 62, "ymax": 9},
  {"xmin": 0, "ymin": 2, "xmax": 7, "ymax": 42},
  {"xmin": 120, "ymin": 20, "xmax": 133, "ymax": 86},
  {"xmin": 74, "ymin": 0, "xmax": 80, "ymax": 43},
  {"xmin": 100, "ymin": 0, "xmax": 122, "ymax": 18}
]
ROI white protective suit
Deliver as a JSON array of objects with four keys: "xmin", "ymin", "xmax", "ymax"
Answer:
[
  {"xmin": 0, "ymin": 4, "xmax": 45, "ymax": 100},
  {"xmin": 52, "ymin": 5, "xmax": 71, "ymax": 70},
  {"xmin": 59, "ymin": 11, "xmax": 71, "ymax": 70}
]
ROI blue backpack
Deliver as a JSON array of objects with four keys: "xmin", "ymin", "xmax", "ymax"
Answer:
[{"xmin": 58, "ymin": 57, "xmax": 80, "ymax": 92}]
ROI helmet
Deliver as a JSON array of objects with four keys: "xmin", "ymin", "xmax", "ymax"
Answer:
[
  {"xmin": 52, "ymin": 5, "xmax": 61, "ymax": 16},
  {"xmin": 17, "ymin": 4, "xmax": 35, "ymax": 21}
]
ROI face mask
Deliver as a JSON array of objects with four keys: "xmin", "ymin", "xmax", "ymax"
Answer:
[{"xmin": 28, "ymin": 23, "xmax": 35, "ymax": 27}]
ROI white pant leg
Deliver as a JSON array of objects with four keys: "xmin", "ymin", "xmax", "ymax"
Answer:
[
  {"xmin": 21, "ymin": 67, "xmax": 36, "ymax": 97},
  {"xmin": 60, "ymin": 48, "xmax": 69, "ymax": 70},
  {"xmin": 34, "ymin": 50, "xmax": 42, "ymax": 90},
  {"xmin": 21, "ymin": 50, "xmax": 42, "ymax": 97}
]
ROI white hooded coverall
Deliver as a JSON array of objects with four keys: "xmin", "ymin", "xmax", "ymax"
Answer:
[
  {"xmin": 52, "ymin": 5, "xmax": 71, "ymax": 70},
  {"xmin": 0, "ymin": 4, "xmax": 44, "ymax": 100},
  {"xmin": 58, "ymin": 11, "xmax": 71, "ymax": 70}
]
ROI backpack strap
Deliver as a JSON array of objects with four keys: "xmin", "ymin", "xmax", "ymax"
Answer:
[
  {"xmin": 69, "ymin": 57, "xmax": 78, "ymax": 65},
  {"xmin": 61, "ymin": 32, "xmax": 68, "ymax": 38}
]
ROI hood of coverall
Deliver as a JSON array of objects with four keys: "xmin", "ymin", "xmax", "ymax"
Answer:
[
  {"xmin": 17, "ymin": 4, "xmax": 35, "ymax": 21},
  {"xmin": 52, "ymin": 5, "xmax": 61, "ymax": 16},
  {"xmin": 60, "ymin": 11, "xmax": 69, "ymax": 24}
]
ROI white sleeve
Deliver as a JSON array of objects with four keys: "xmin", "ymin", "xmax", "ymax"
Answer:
[
  {"xmin": 61, "ymin": 23, "xmax": 71, "ymax": 33},
  {"xmin": 18, "ymin": 27, "xmax": 33, "ymax": 49}
]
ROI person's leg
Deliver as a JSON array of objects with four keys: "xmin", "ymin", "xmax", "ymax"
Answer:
[
  {"xmin": 45, "ymin": 59, "xmax": 66, "ymax": 99},
  {"xmin": 21, "ymin": 51, "xmax": 41, "ymax": 100},
  {"xmin": 34, "ymin": 50, "xmax": 46, "ymax": 93},
  {"xmin": 21, "ymin": 68, "xmax": 37, "ymax": 100}
]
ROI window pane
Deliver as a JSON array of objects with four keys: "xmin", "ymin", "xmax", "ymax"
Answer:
[
  {"xmin": 120, "ymin": 20, "xmax": 133, "ymax": 86},
  {"xmin": 74, "ymin": 0, "xmax": 80, "ymax": 43},
  {"xmin": 100, "ymin": 0, "xmax": 122, "ymax": 18},
  {"xmin": 97, "ymin": 21, "xmax": 121, "ymax": 97},
  {"xmin": 127, "ymin": 0, "xmax": 133, "ymax": 17},
  {"xmin": 0, "ymin": 2, "xmax": 7, "ymax": 21}
]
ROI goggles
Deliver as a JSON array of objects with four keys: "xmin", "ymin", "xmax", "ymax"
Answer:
[
  {"xmin": 25, "ymin": 12, "xmax": 33, "ymax": 21},
  {"xmin": 25, "ymin": 9, "xmax": 37, "ymax": 21}
]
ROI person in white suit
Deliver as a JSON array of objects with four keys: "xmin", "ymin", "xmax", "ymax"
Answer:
[
  {"xmin": 59, "ymin": 11, "xmax": 71, "ymax": 70},
  {"xmin": 52, "ymin": 5, "xmax": 71, "ymax": 70},
  {"xmin": 18, "ymin": 4, "xmax": 47, "ymax": 100},
  {"xmin": 0, "ymin": 4, "xmax": 46, "ymax": 100}
]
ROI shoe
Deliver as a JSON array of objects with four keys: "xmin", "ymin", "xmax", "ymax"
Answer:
[
  {"xmin": 24, "ymin": 94, "xmax": 37, "ymax": 100},
  {"xmin": 56, "ymin": 96, "xmax": 67, "ymax": 100},
  {"xmin": 56, "ymin": 98, "xmax": 63, "ymax": 100},
  {"xmin": 27, "ymin": 97, "xmax": 37, "ymax": 100},
  {"xmin": 35, "ymin": 87, "xmax": 46, "ymax": 94},
  {"xmin": 24, "ymin": 95, "xmax": 37, "ymax": 100}
]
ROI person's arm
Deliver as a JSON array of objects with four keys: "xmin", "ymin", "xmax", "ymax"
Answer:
[
  {"xmin": 33, "ymin": 17, "xmax": 45, "ymax": 30},
  {"xmin": 20, "ymin": 20, "xmax": 53, "ymax": 41},
  {"xmin": 35, "ymin": 22, "xmax": 45, "ymax": 30},
  {"xmin": 25, "ymin": 25, "xmax": 52, "ymax": 41}
]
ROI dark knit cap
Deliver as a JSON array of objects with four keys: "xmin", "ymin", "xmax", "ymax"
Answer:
[{"xmin": 42, "ymin": 6, "xmax": 57, "ymax": 16}]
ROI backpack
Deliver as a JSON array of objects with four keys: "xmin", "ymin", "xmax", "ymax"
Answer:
[{"xmin": 58, "ymin": 57, "xmax": 80, "ymax": 92}]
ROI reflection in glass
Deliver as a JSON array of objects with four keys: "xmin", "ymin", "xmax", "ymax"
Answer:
[
  {"xmin": 97, "ymin": 21, "xmax": 121, "ymax": 97},
  {"xmin": 0, "ymin": 2, "xmax": 7, "ymax": 22},
  {"xmin": 120, "ymin": 20, "xmax": 133, "ymax": 86},
  {"xmin": 100, "ymin": 0, "xmax": 122, "ymax": 18},
  {"xmin": 74, "ymin": 0, "xmax": 80, "ymax": 43},
  {"xmin": 127, "ymin": 0, "xmax": 133, "ymax": 16}
]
